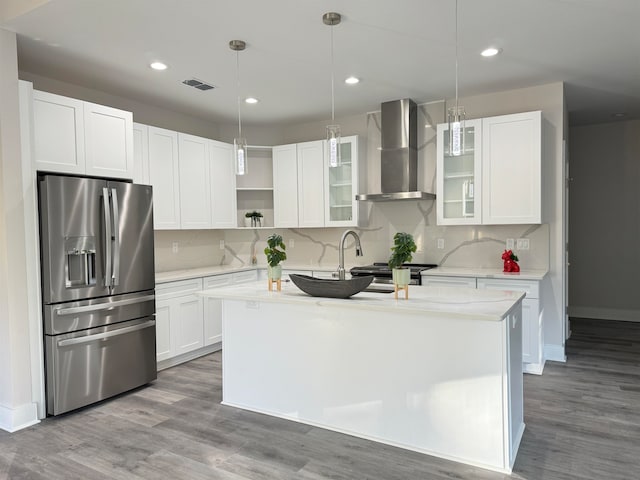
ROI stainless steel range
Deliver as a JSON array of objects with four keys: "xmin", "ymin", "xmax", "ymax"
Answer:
[{"xmin": 350, "ymin": 263, "xmax": 437, "ymax": 285}]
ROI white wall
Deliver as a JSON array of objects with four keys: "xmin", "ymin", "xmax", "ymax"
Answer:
[
  {"xmin": 569, "ymin": 120, "xmax": 640, "ymax": 322},
  {"xmin": 0, "ymin": 29, "xmax": 39, "ymax": 432}
]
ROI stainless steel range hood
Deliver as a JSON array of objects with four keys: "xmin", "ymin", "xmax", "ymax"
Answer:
[{"xmin": 356, "ymin": 98, "xmax": 435, "ymax": 201}]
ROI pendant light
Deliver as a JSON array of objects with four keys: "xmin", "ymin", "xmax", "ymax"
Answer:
[
  {"xmin": 230, "ymin": 39, "xmax": 248, "ymax": 175},
  {"xmin": 447, "ymin": 0, "xmax": 465, "ymax": 156},
  {"xmin": 323, "ymin": 12, "xmax": 341, "ymax": 168}
]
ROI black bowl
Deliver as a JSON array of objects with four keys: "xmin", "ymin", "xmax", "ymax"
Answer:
[{"xmin": 289, "ymin": 274, "xmax": 374, "ymax": 299}]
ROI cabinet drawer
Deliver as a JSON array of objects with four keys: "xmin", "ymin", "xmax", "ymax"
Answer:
[
  {"xmin": 233, "ymin": 270, "xmax": 258, "ymax": 284},
  {"xmin": 156, "ymin": 278, "xmax": 203, "ymax": 298},
  {"xmin": 422, "ymin": 276, "xmax": 477, "ymax": 288},
  {"xmin": 477, "ymin": 278, "xmax": 539, "ymax": 299},
  {"xmin": 204, "ymin": 274, "xmax": 233, "ymax": 289}
]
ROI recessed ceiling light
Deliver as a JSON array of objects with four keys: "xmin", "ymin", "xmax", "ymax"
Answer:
[
  {"xmin": 481, "ymin": 47, "xmax": 501, "ymax": 57},
  {"xmin": 245, "ymin": 97, "xmax": 259, "ymax": 104},
  {"xmin": 150, "ymin": 61, "xmax": 168, "ymax": 71},
  {"xmin": 345, "ymin": 76, "xmax": 360, "ymax": 85},
  {"xmin": 612, "ymin": 112, "xmax": 627, "ymax": 118}
]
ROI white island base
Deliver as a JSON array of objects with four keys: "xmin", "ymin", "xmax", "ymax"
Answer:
[{"xmin": 203, "ymin": 284, "xmax": 525, "ymax": 474}]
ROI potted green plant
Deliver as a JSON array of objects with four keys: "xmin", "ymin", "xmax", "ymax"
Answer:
[
  {"xmin": 264, "ymin": 233, "xmax": 287, "ymax": 283},
  {"xmin": 245, "ymin": 210, "xmax": 263, "ymax": 227},
  {"xmin": 388, "ymin": 232, "xmax": 417, "ymax": 291}
]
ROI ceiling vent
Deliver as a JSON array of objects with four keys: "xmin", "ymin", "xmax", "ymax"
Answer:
[{"xmin": 182, "ymin": 78, "xmax": 215, "ymax": 91}]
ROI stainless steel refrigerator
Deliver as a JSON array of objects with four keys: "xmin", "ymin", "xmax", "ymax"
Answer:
[{"xmin": 38, "ymin": 174, "xmax": 157, "ymax": 416}]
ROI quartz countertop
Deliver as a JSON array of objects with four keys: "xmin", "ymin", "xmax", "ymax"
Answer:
[
  {"xmin": 156, "ymin": 263, "xmax": 340, "ymax": 284},
  {"xmin": 199, "ymin": 281, "xmax": 525, "ymax": 322},
  {"xmin": 422, "ymin": 266, "xmax": 548, "ymax": 281}
]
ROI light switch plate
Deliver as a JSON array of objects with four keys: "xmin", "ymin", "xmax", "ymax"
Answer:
[
  {"xmin": 437, "ymin": 238, "xmax": 445, "ymax": 249},
  {"xmin": 517, "ymin": 238, "xmax": 530, "ymax": 250},
  {"xmin": 506, "ymin": 238, "xmax": 515, "ymax": 250},
  {"xmin": 172, "ymin": 242, "xmax": 179, "ymax": 253},
  {"xmin": 219, "ymin": 240, "xmax": 225, "ymax": 250}
]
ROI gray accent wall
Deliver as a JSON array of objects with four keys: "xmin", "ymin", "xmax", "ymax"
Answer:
[{"xmin": 569, "ymin": 120, "xmax": 640, "ymax": 322}]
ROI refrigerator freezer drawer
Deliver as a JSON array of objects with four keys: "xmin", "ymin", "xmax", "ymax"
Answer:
[
  {"xmin": 45, "ymin": 318, "xmax": 157, "ymax": 416},
  {"xmin": 44, "ymin": 290, "xmax": 155, "ymax": 335}
]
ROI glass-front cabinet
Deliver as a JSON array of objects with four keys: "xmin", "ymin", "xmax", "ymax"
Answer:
[
  {"xmin": 436, "ymin": 119, "xmax": 482, "ymax": 225},
  {"xmin": 324, "ymin": 135, "xmax": 362, "ymax": 227}
]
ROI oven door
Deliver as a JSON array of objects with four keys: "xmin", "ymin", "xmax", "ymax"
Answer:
[{"xmin": 45, "ymin": 317, "xmax": 157, "ymax": 416}]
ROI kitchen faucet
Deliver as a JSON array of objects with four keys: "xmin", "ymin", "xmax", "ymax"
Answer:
[{"xmin": 337, "ymin": 230, "xmax": 363, "ymax": 280}]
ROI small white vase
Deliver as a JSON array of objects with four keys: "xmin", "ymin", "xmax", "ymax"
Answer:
[
  {"xmin": 392, "ymin": 267, "xmax": 410, "ymax": 287},
  {"xmin": 244, "ymin": 217, "xmax": 252, "ymax": 228},
  {"xmin": 268, "ymin": 264, "xmax": 282, "ymax": 280}
]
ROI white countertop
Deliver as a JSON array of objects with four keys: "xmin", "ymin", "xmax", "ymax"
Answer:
[
  {"xmin": 422, "ymin": 266, "xmax": 548, "ymax": 281},
  {"xmin": 155, "ymin": 263, "xmax": 339, "ymax": 284},
  {"xmin": 199, "ymin": 281, "xmax": 525, "ymax": 322}
]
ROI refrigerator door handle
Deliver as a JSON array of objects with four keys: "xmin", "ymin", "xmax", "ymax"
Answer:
[
  {"xmin": 111, "ymin": 188, "xmax": 120, "ymax": 287},
  {"xmin": 55, "ymin": 294, "xmax": 156, "ymax": 316},
  {"xmin": 102, "ymin": 187, "xmax": 113, "ymax": 287},
  {"xmin": 56, "ymin": 320, "xmax": 155, "ymax": 347}
]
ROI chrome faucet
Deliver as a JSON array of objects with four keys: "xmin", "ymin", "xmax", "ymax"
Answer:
[{"xmin": 337, "ymin": 230, "xmax": 363, "ymax": 280}]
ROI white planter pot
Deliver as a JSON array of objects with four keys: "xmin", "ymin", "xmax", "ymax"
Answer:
[
  {"xmin": 392, "ymin": 267, "xmax": 410, "ymax": 287},
  {"xmin": 268, "ymin": 265, "xmax": 282, "ymax": 281},
  {"xmin": 244, "ymin": 217, "xmax": 253, "ymax": 228}
]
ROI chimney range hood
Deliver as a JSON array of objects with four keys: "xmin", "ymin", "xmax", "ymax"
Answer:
[{"xmin": 356, "ymin": 98, "xmax": 436, "ymax": 201}]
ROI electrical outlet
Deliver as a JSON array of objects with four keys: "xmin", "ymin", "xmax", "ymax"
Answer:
[
  {"xmin": 289, "ymin": 239, "xmax": 295, "ymax": 249},
  {"xmin": 517, "ymin": 238, "xmax": 530, "ymax": 250},
  {"xmin": 172, "ymin": 242, "xmax": 179, "ymax": 253},
  {"xmin": 506, "ymin": 238, "xmax": 515, "ymax": 250},
  {"xmin": 437, "ymin": 238, "xmax": 445, "ymax": 249},
  {"xmin": 219, "ymin": 240, "xmax": 225, "ymax": 250}
]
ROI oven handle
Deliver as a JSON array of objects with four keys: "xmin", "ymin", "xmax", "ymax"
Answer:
[
  {"xmin": 55, "ymin": 294, "xmax": 156, "ymax": 316},
  {"xmin": 57, "ymin": 320, "xmax": 155, "ymax": 347}
]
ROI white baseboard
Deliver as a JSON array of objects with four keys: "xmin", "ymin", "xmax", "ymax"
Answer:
[
  {"xmin": 157, "ymin": 343, "xmax": 221, "ymax": 372},
  {"xmin": 523, "ymin": 360, "xmax": 545, "ymax": 375},
  {"xmin": 544, "ymin": 344, "xmax": 566, "ymax": 363},
  {"xmin": 569, "ymin": 306, "xmax": 640, "ymax": 323},
  {"xmin": 0, "ymin": 402, "xmax": 39, "ymax": 433}
]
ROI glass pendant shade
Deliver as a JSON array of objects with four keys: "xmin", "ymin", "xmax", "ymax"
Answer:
[
  {"xmin": 327, "ymin": 124, "xmax": 341, "ymax": 167},
  {"xmin": 447, "ymin": 106, "xmax": 465, "ymax": 156},
  {"xmin": 234, "ymin": 138, "xmax": 247, "ymax": 175}
]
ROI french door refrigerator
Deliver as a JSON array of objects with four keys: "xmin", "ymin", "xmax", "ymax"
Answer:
[{"xmin": 38, "ymin": 174, "xmax": 157, "ymax": 416}]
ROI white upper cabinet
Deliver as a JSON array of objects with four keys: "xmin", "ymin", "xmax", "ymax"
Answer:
[
  {"xmin": 324, "ymin": 135, "xmax": 364, "ymax": 227},
  {"xmin": 436, "ymin": 111, "xmax": 542, "ymax": 225},
  {"xmin": 32, "ymin": 90, "xmax": 133, "ymax": 179},
  {"xmin": 32, "ymin": 90, "xmax": 86, "ymax": 174},
  {"xmin": 148, "ymin": 126, "xmax": 181, "ymax": 229},
  {"xmin": 273, "ymin": 144, "xmax": 299, "ymax": 228},
  {"xmin": 297, "ymin": 140, "xmax": 325, "ymax": 227},
  {"xmin": 132, "ymin": 123, "xmax": 150, "ymax": 184},
  {"xmin": 210, "ymin": 140, "xmax": 237, "ymax": 229},
  {"xmin": 84, "ymin": 102, "xmax": 134, "ymax": 179},
  {"xmin": 482, "ymin": 111, "xmax": 542, "ymax": 224},
  {"xmin": 437, "ymin": 119, "xmax": 483, "ymax": 225},
  {"xmin": 178, "ymin": 133, "xmax": 212, "ymax": 229}
]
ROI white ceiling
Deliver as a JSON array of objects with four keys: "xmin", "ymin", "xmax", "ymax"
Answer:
[{"xmin": 2, "ymin": 0, "xmax": 639, "ymax": 126}]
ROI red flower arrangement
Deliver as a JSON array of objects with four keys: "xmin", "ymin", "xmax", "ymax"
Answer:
[{"xmin": 502, "ymin": 249, "xmax": 520, "ymax": 273}]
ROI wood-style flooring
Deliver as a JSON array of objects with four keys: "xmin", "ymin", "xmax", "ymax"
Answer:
[{"xmin": 1, "ymin": 317, "xmax": 639, "ymax": 479}]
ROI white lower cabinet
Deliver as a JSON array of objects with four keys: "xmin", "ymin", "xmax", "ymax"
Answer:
[
  {"xmin": 155, "ymin": 278, "xmax": 204, "ymax": 363},
  {"xmin": 423, "ymin": 275, "xmax": 544, "ymax": 374},
  {"xmin": 203, "ymin": 274, "xmax": 233, "ymax": 346},
  {"xmin": 477, "ymin": 278, "xmax": 544, "ymax": 374},
  {"xmin": 202, "ymin": 270, "xmax": 258, "ymax": 348},
  {"xmin": 422, "ymin": 276, "xmax": 477, "ymax": 288}
]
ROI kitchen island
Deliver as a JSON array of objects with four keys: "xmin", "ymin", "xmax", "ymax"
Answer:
[{"xmin": 199, "ymin": 282, "xmax": 525, "ymax": 473}]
